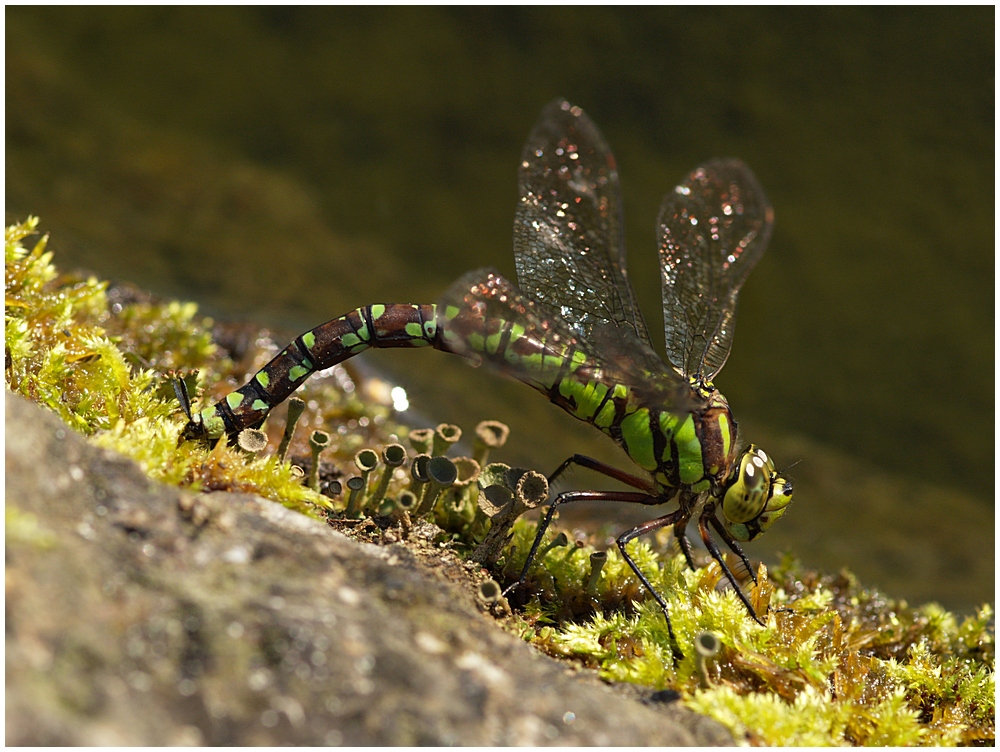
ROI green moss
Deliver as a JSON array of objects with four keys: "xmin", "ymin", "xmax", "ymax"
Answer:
[
  {"xmin": 104, "ymin": 298, "xmax": 218, "ymax": 373},
  {"xmin": 5, "ymin": 218, "xmax": 331, "ymax": 517},
  {"xmin": 498, "ymin": 529, "xmax": 994, "ymax": 746}
]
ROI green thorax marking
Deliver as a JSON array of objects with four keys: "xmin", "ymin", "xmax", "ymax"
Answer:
[
  {"xmin": 619, "ymin": 408, "xmax": 657, "ymax": 471},
  {"xmin": 674, "ymin": 413, "xmax": 704, "ymax": 485}
]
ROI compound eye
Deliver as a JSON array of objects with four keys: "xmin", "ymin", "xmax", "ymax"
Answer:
[{"xmin": 722, "ymin": 446, "xmax": 771, "ymax": 524}]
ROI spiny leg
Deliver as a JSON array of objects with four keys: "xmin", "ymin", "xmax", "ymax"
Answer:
[
  {"xmin": 673, "ymin": 513, "xmax": 697, "ymax": 571},
  {"xmin": 616, "ymin": 509, "xmax": 690, "ymax": 659},
  {"xmin": 504, "ymin": 489, "xmax": 662, "ymax": 599},
  {"xmin": 698, "ymin": 503, "xmax": 765, "ymax": 626},
  {"xmin": 672, "ymin": 490, "xmax": 698, "ymax": 571},
  {"xmin": 708, "ymin": 513, "xmax": 758, "ymax": 586},
  {"xmin": 671, "ymin": 492, "xmax": 756, "ymax": 588},
  {"xmin": 547, "ymin": 454, "xmax": 656, "ymax": 493}
]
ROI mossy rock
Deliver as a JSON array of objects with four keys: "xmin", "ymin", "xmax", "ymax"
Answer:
[{"xmin": 6, "ymin": 218, "xmax": 994, "ymax": 745}]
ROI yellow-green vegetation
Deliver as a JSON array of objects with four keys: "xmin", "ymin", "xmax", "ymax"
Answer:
[
  {"xmin": 5, "ymin": 218, "xmax": 993, "ymax": 746},
  {"xmin": 5, "ymin": 217, "xmax": 332, "ymax": 516},
  {"xmin": 498, "ymin": 526, "xmax": 994, "ymax": 745}
]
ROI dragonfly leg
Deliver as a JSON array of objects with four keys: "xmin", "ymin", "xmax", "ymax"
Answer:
[
  {"xmin": 504, "ymin": 489, "xmax": 661, "ymax": 597},
  {"xmin": 671, "ymin": 490, "xmax": 699, "ymax": 570},
  {"xmin": 698, "ymin": 503, "xmax": 765, "ymax": 625},
  {"xmin": 673, "ymin": 513, "xmax": 698, "ymax": 570},
  {"xmin": 708, "ymin": 513, "xmax": 758, "ymax": 586},
  {"xmin": 616, "ymin": 509, "xmax": 690, "ymax": 660},
  {"xmin": 547, "ymin": 454, "xmax": 656, "ymax": 493}
]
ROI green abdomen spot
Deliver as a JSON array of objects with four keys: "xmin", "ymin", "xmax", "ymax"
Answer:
[
  {"xmin": 200, "ymin": 405, "xmax": 226, "ymax": 439},
  {"xmin": 558, "ymin": 378, "xmax": 609, "ymax": 421},
  {"xmin": 620, "ymin": 408, "xmax": 657, "ymax": 471},
  {"xmin": 676, "ymin": 414, "xmax": 704, "ymax": 484}
]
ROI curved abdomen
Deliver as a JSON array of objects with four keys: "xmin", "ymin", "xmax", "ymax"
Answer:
[
  {"xmin": 202, "ymin": 301, "xmax": 738, "ymax": 497},
  {"xmin": 200, "ymin": 304, "xmax": 443, "ymax": 437}
]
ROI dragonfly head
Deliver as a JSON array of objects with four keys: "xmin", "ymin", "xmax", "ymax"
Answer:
[{"xmin": 719, "ymin": 444, "xmax": 793, "ymax": 542}]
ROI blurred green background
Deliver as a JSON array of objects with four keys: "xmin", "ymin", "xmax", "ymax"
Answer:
[{"xmin": 6, "ymin": 7, "xmax": 993, "ymax": 611}]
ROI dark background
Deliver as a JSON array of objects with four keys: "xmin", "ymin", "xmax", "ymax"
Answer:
[{"xmin": 7, "ymin": 7, "xmax": 993, "ymax": 611}]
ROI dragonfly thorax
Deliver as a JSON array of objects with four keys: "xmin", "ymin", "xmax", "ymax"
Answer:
[{"xmin": 631, "ymin": 388, "xmax": 738, "ymax": 495}]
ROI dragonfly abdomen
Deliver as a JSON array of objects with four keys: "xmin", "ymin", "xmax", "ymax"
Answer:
[{"xmin": 198, "ymin": 304, "xmax": 440, "ymax": 438}]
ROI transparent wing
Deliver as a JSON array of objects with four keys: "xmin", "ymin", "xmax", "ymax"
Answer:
[
  {"xmin": 438, "ymin": 270, "xmax": 694, "ymax": 416},
  {"xmin": 658, "ymin": 159, "xmax": 773, "ymax": 381},
  {"xmin": 513, "ymin": 99, "xmax": 652, "ymax": 348}
]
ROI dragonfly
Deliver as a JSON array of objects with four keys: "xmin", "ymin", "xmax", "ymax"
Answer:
[{"xmin": 182, "ymin": 99, "xmax": 793, "ymax": 654}]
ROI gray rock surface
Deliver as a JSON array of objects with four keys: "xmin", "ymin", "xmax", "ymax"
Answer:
[{"xmin": 5, "ymin": 394, "xmax": 733, "ymax": 745}]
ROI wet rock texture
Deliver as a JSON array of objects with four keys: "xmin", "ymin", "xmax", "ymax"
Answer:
[{"xmin": 5, "ymin": 394, "xmax": 732, "ymax": 745}]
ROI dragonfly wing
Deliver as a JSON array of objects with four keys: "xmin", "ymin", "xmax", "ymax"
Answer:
[
  {"xmin": 658, "ymin": 159, "xmax": 773, "ymax": 382},
  {"xmin": 513, "ymin": 99, "xmax": 652, "ymax": 348},
  {"xmin": 586, "ymin": 320, "xmax": 698, "ymax": 414},
  {"xmin": 438, "ymin": 270, "xmax": 694, "ymax": 416}
]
